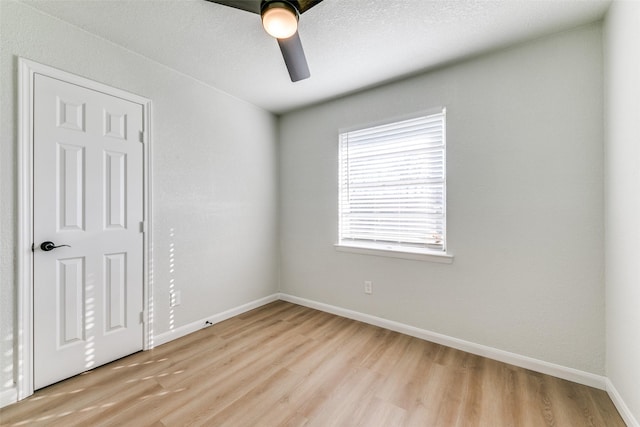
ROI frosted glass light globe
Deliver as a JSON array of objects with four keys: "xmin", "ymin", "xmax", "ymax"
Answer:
[{"xmin": 262, "ymin": 6, "xmax": 298, "ymax": 39}]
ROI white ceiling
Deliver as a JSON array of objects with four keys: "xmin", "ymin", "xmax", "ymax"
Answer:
[{"xmin": 22, "ymin": 0, "xmax": 611, "ymax": 113}]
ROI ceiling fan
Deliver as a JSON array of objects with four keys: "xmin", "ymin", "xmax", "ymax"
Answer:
[{"xmin": 205, "ymin": 0, "xmax": 324, "ymax": 82}]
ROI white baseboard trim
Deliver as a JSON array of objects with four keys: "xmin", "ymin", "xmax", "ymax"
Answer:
[
  {"xmin": 153, "ymin": 293, "xmax": 280, "ymax": 347},
  {"xmin": 279, "ymin": 293, "xmax": 607, "ymax": 390},
  {"xmin": 606, "ymin": 378, "xmax": 640, "ymax": 427},
  {"xmin": 1, "ymin": 387, "xmax": 18, "ymax": 409}
]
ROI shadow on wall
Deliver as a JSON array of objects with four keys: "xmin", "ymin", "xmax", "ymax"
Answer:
[
  {"xmin": 169, "ymin": 227, "xmax": 176, "ymax": 332},
  {"xmin": 3, "ymin": 329, "xmax": 14, "ymax": 397}
]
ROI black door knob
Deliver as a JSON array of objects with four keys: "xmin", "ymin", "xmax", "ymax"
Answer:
[{"xmin": 40, "ymin": 241, "xmax": 71, "ymax": 251}]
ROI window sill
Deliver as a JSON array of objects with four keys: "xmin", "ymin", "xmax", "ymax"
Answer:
[{"xmin": 334, "ymin": 243, "xmax": 454, "ymax": 264}]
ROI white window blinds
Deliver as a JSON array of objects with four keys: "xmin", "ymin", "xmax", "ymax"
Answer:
[{"xmin": 338, "ymin": 110, "xmax": 446, "ymax": 253}]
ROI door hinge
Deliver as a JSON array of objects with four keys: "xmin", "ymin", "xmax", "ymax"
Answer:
[
  {"xmin": 139, "ymin": 221, "xmax": 146, "ymax": 233},
  {"xmin": 140, "ymin": 310, "xmax": 146, "ymax": 324},
  {"xmin": 138, "ymin": 130, "xmax": 146, "ymax": 143}
]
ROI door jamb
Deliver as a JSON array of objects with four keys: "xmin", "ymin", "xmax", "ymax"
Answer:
[{"xmin": 17, "ymin": 58, "xmax": 153, "ymax": 400}]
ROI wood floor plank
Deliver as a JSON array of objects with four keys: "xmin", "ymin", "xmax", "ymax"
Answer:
[
  {"xmin": 0, "ymin": 301, "xmax": 626, "ymax": 427},
  {"xmin": 357, "ymin": 396, "xmax": 406, "ymax": 427},
  {"xmin": 374, "ymin": 338, "xmax": 428, "ymax": 410}
]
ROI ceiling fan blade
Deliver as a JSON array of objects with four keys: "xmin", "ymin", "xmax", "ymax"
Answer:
[
  {"xmin": 277, "ymin": 31, "xmax": 310, "ymax": 82},
  {"xmin": 296, "ymin": 0, "xmax": 323, "ymax": 14},
  {"xmin": 205, "ymin": 0, "xmax": 322, "ymax": 15},
  {"xmin": 204, "ymin": 0, "xmax": 261, "ymax": 14}
]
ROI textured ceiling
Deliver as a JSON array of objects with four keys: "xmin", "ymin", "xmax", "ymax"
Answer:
[{"xmin": 21, "ymin": 0, "xmax": 610, "ymax": 113}]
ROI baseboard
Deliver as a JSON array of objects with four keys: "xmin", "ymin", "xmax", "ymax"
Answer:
[
  {"xmin": 606, "ymin": 378, "xmax": 640, "ymax": 427},
  {"xmin": 0, "ymin": 386, "xmax": 18, "ymax": 409},
  {"xmin": 153, "ymin": 293, "xmax": 279, "ymax": 347},
  {"xmin": 279, "ymin": 293, "xmax": 607, "ymax": 390}
]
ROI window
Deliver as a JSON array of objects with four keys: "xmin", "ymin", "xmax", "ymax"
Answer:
[{"xmin": 337, "ymin": 109, "xmax": 448, "ymax": 259}]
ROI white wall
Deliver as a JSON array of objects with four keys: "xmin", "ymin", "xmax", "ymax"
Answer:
[
  {"xmin": 0, "ymin": 0, "xmax": 279, "ymax": 403},
  {"xmin": 604, "ymin": 1, "xmax": 640, "ymax": 424},
  {"xmin": 279, "ymin": 24, "xmax": 605, "ymax": 374}
]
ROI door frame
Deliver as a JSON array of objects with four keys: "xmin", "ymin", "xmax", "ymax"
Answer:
[{"xmin": 17, "ymin": 58, "xmax": 153, "ymax": 400}]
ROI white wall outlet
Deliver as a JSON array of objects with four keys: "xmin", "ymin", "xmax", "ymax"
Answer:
[
  {"xmin": 364, "ymin": 281, "xmax": 373, "ymax": 295},
  {"xmin": 170, "ymin": 291, "xmax": 181, "ymax": 307}
]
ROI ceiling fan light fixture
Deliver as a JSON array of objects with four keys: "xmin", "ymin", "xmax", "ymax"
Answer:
[{"xmin": 261, "ymin": 1, "xmax": 298, "ymax": 39}]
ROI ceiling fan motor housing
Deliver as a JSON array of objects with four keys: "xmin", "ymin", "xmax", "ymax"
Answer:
[{"xmin": 261, "ymin": 0, "xmax": 300, "ymax": 18}]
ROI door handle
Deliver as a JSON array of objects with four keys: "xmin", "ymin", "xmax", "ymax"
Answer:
[{"xmin": 40, "ymin": 241, "xmax": 71, "ymax": 251}]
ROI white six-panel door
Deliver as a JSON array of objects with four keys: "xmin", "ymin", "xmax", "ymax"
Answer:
[{"xmin": 33, "ymin": 74, "xmax": 144, "ymax": 389}]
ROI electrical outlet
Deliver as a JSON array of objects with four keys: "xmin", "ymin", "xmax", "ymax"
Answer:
[
  {"xmin": 364, "ymin": 281, "xmax": 373, "ymax": 295},
  {"xmin": 170, "ymin": 291, "xmax": 181, "ymax": 307}
]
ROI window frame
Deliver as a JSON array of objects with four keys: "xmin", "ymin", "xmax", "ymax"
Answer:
[{"xmin": 335, "ymin": 108, "xmax": 453, "ymax": 263}]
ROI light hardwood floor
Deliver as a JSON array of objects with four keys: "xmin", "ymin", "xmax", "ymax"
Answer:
[{"xmin": 0, "ymin": 301, "xmax": 625, "ymax": 426}]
